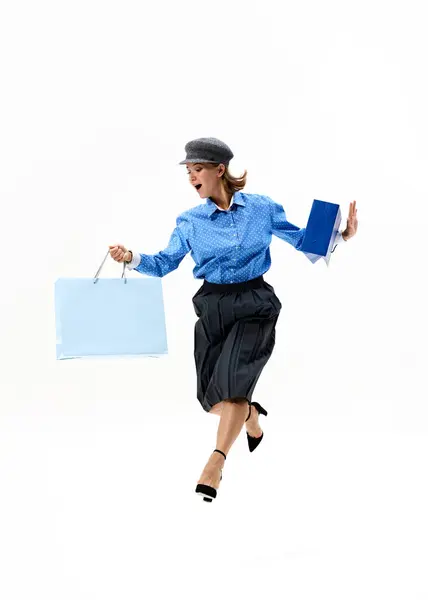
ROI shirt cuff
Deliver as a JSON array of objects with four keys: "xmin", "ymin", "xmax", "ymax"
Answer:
[
  {"xmin": 335, "ymin": 229, "xmax": 346, "ymax": 244},
  {"xmin": 330, "ymin": 230, "xmax": 347, "ymax": 254},
  {"xmin": 126, "ymin": 251, "xmax": 141, "ymax": 270}
]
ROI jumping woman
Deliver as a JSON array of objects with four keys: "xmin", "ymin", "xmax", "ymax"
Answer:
[{"xmin": 109, "ymin": 137, "xmax": 358, "ymax": 502}]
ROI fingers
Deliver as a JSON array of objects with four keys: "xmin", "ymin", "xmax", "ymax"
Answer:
[
  {"xmin": 345, "ymin": 201, "xmax": 359, "ymax": 237},
  {"xmin": 109, "ymin": 244, "xmax": 128, "ymax": 262},
  {"xmin": 348, "ymin": 200, "xmax": 357, "ymax": 220}
]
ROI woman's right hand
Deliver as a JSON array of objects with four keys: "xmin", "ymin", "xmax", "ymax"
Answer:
[{"xmin": 109, "ymin": 244, "xmax": 131, "ymax": 263}]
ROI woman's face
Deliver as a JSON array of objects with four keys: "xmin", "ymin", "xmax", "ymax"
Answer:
[{"xmin": 186, "ymin": 163, "xmax": 225, "ymax": 198}]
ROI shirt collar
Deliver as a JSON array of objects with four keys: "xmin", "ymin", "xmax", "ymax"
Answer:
[{"xmin": 205, "ymin": 192, "xmax": 246, "ymax": 217}]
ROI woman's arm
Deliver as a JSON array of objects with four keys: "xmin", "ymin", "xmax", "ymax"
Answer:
[
  {"xmin": 125, "ymin": 214, "xmax": 191, "ymax": 277},
  {"xmin": 268, "ymin": 196, "xmax": 353, "ymax": 261}
]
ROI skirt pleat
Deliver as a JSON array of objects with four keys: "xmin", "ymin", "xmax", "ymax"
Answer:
[{"xmin": 192, "ymin": 276, "xmax": 282, "ymax": 412}]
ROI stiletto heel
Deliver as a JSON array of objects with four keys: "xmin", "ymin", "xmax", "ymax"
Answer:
[
  {"xmin": 195, "ymin": 449, "xmax": 226, "ymax": 502},
  {"xmin": 245, "ymin": 402, "xmax": 268, "ymax": 452}
]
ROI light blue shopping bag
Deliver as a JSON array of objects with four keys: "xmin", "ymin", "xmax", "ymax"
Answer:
[{"xmin": 55, "ymin": 250, "xmax": 168, "ymax": 359}]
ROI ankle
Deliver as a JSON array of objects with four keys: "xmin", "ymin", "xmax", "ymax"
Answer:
[
  {"xmin": 211, "ymin": 451, "xmax": 226, "ymax": 464},
  {"xmin": 214, "ymin": 449, "xmax": 227, "ymax": 460}
]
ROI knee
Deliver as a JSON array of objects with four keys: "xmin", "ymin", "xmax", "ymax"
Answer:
[
  {"xmin": 209, "ymin": 402, "xmax": 224, "ymax": 415},
  {"xmin": 226, "ymin": 397, "xmax": 249, "ymax": 405}
]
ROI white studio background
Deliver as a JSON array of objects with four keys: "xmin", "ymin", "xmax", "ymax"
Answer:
[{"xmin": 1, "ymin": 1, "xmax": 427, "ymax": 599}]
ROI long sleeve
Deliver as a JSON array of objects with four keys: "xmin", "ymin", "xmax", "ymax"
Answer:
[
  {"xmin": 269, "ymin": 197, "xmax": 344, "ymax": 263},
  {"xmin": 270, "ymin": 198, "xmax": 306, "ymax": 249},
  {"xmin": 126, "ymin": 214, "xmax": 191, "ymax": 277}
]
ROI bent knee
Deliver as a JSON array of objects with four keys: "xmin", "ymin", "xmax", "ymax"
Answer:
[
  {"xmin": 226, "ymin": 397, "xmax": 249, "ymax": 405},
  {"xmin": 209, "ymin": 402, "xmax": 224, "ymax": 415}
]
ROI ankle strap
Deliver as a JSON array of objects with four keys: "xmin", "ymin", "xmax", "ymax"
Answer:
[{"xmin": 214, "ymin": 449, "xmax": 227, "ymax": 460}]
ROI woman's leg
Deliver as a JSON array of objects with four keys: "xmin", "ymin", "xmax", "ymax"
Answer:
[
  {"xmin": 209, "ymin": 402, "xmax": 224, "ymax": 416},
  {"xmin": 197, "ymin": 398, "xmax": 249, "ymax": 488},
  {"xmin": 216, "ymin": 398, "xmax": 249, "ymax": 455},
  {"xmin": 244, "ymin": 405, "xmax": 263, "ymax": 438},
  {"xmin": 210, "ymin": 401, "xmax": 262, "ymax": 438}
]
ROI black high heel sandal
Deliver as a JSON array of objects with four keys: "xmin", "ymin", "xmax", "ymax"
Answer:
[
  {"xmin": 245, "ymin": 402, "xmax": 268, "ymax": 452},
  {"xmin": 195, "ymin": 449, "xmax": 227, "ymax": 502}
]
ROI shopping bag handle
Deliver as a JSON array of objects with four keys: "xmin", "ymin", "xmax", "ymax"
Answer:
[{"xmin": 93, "ymin": 249, "xmax": 127, "ymax": 284}]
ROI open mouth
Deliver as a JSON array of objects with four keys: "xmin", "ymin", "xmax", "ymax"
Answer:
[{"xmin": 195, "ymin": 184, "xmax": 202, "ymax": 191}]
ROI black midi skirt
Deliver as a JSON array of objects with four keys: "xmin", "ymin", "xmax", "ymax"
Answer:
[{"xmin": 192, "ymin": 275, "xmax": 282, "ymax": 413}]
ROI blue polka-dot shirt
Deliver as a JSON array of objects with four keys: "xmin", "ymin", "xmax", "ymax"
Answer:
[{"xmin": 126, "ymin": 192, "xmax": 344, "ymax": 284}]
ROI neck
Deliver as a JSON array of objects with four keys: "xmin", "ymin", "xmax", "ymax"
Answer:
[{"xmin": 210, "ymin": 187, "xmax": 233, "ymax": 210}]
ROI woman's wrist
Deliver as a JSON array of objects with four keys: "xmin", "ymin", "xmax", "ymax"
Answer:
[{"xmin": 125, "ymin": 250, "xmax": 133, "ymax": 263}]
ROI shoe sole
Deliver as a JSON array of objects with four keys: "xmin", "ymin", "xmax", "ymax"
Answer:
[{"xmin": 196, "ymin": 492, "xmax": 214, "ymax": 502}]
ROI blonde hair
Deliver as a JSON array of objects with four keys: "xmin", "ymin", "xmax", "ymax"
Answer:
[{"xmin": 206, "ymin": 163, "xmax": 248, "ymax": 194}]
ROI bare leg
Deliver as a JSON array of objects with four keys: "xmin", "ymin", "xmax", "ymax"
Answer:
[
  {"xmin": 197, "ymin": 398, "xmax": 249, "ymax": 488},
  {"xmin": 208, "ymin": 402, "xmax": 224, "ymax": 417},
  {"xmin": 210, "ymin": 401, "xmax": 262, "ymax": 438},
  {"xmin": 215, "ymin": 398, "xmax": 249, "ymax": 455},
  {"xmin": 245, "ymin": 405, "xmax": 263, "ymax": 438}
]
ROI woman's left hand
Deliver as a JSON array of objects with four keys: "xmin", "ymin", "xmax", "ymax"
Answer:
[{"xmin": 342, "ymin": 200, "xmax": 358, "ymax": 241}]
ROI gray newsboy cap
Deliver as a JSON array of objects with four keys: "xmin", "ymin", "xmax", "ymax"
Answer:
[{"xmin": 179, "ymin": 137, "xmax": 234, "ymax": 166}]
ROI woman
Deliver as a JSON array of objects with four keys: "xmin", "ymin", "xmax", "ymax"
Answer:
[{"xmin": 109, "ymin": 137, "xmax": 358, "ymax": 503}]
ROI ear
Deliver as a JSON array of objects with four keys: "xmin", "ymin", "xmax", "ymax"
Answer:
[{"xmin": 218, "ymin": 164, "xmax": 225, "ymax": 177}]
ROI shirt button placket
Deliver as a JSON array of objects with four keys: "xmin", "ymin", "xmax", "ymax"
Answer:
[{"xmin": 230, "ymin": 213, "xmax": 238, "ymax": 282}]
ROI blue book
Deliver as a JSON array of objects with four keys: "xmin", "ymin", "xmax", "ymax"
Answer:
[{"xmin": 300, "ymin": 199, "xmax": 342, "ymax": 264}]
